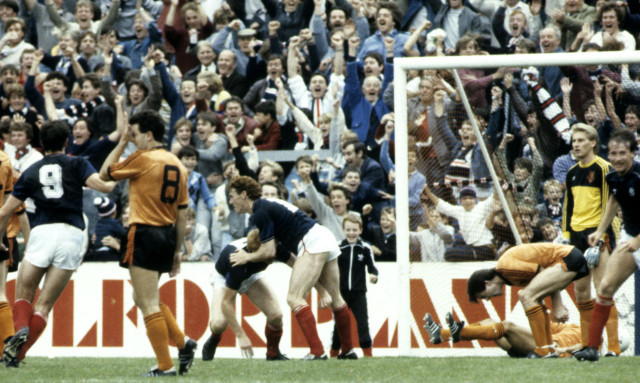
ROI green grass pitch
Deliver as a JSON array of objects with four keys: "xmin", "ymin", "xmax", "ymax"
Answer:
[{"xmin": 1, "ymin": 356, "xmax": 638, "ymax": 382}]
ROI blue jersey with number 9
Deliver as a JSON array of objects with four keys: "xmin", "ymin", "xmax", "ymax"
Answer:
[{"xmin": 12, "ymin": 154, "xmax": 96, "ymax": 230}]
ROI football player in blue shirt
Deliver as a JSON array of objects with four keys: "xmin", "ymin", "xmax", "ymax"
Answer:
[
  {"xmin": 575, "ymin": 129, "xmax": 640, "ymax": 361},
  {"xmin": 0, "ymin": 120, "xmax": 115, "ymax": 367},
  {"xmin": 227, "ymin": 175, "xmax": 357, "ymax": 359},
  {"xmin": 202, "ymin": 229, "xmax": 290, "ymax": 361}
]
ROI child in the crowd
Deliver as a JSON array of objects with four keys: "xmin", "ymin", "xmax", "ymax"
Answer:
[
  {"xmin": 170, "ymin": 117, "xmax": 194, "ymax": 155},
  {"xmin": 181, "ymin": 208, "xmax": 213, "ymax": 262},
  {"xmin": 538, "ymin": 217, "xmax": 562, "ymax": 243},
  {"xmin": 177, "ymin": 145, "xmax": 216, "ymax": 223},
  {"xmin": 331, "ymin": 214, "xmax": 378, "ymax": 358},
  {"xmin": 362, "ymin": 205, "xmax": 397, "ymax": 262},
  {"xmin": 536, "ymin": 179, "xmax": 563, "ymax": 227},
  {"xmin": 290, "ymin": 155, "xmax": 313, "ymax": 203},
  {"xmin": 497, "ymin": 135, "xmax": 544, "ymax": 205},
  {"xmin": 410, "ymin": 204, "xmax": 454, "ymax": 262},
  {"xmin": 87, "ymin": 197, "xmax": 126, "ymax": 261}
]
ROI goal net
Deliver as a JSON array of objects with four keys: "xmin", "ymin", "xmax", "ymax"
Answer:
[{"xmin": 393, "ymin": 50, "xmax": 640, "ymax": 357}]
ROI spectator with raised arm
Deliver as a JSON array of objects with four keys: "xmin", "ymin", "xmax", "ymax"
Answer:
[
  {"xmin": 423, "ymin": 183, "xmax": 497, "ymax": 262},
  {"xmin": 210, "ymin": 21, "xmax": 257, "ymax": 76},
  {"xmin": 194, "ymin": 71, "xmax": 231, "ymax": 112},
  {"xmin": 548, "ymin": 0, "xmax": 596, "ymax": 51},
  {"xmin": 0, "ymin": 18, "xmax": 35, "ymax": 67},
  {"xmin": 21, "ymin": 0, "xmax": 74, "ymax": 54},
  {"xmin": 410, "ymin": 204, "xmax": 454, "ymax": 262},
  {"xmin": 288, "ymin": 35, "xmax": 344, "ymax": 126},
  {"xmin": 110, "ymin": 0, "xmax": 162, "ymax": 41},
  {"xmin": 589, "ymin": 1, "xmax": 636, "ymax": 51},
  {"xmin": 243, "ymin": 53, "xmax": 292, "ymax": 115},
  {"xmin": 262, "ymin": 0, "xmax": 315, "ymax": 43},
  {"xmin": 100, "ymin": 49, "xmax": 163, "ymax": 118},
  {"xmin": 155, "ymin": 47, "xmax": 201, "ymax": 145},
  {"xmin": 24, "ymin": 51, "xmax": 80, "ymax": 116},
  {"xmin": 430, "ymin": 0, "xmax": 494, "ymax": 53},
  {"xmin": 220, "ymin": 96, "xmax": 259, "ymax": 149},
  {"xmin": 45, "ymin": 0, "xmax": 120, "ymax": 36},
  {"xmin": 164, "ymin": 0, "xmax": 214, "ymax": 74},
  {"xmin": 492, "ymin": 8, "xmax": 535, "ymax": 53},
  {"xmin": 292, "ymin": 159, "xmax": 355, "ymax": 241},
  {"xmin": 357, "ymin": 1, "xmax": 413, "ymax": 60},
  {"xmin": 120, "ymin": 8, "xmax": 164, "ymax": 70},
  {"xmin": 442, "ymin": 118, "xmax": 493, "ymax": 200},
  {"xmin": 342, "ymin": 35, "xmax": 393, "ymax": 152}
]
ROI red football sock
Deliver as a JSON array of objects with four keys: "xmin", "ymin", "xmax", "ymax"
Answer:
[
  {"xmin": 588, "ymin": 295, "xmax": 613, "ymax": 348},
  {"xmin": 294, "ymin": 304, "xmax": 324, "ymax": 356},
  {"xmin": 12, "ymin": 299, "xmax": 32, "ymax": 331},
  {"xmin": 362, "ymin": 347, "xmax": 372, "ymax": 357},
  {"xmin": 333, "ymin": 304, "xmax": 354, "ymax": 353},
  {"xmin": 265, "ymin": 323, "xmax": 283, "ymax": 358},
  {"xmin": 17, "ymin": 312, "xmax": 47, "ymax": 361}
]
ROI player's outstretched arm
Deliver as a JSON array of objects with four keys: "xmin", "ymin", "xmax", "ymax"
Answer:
[
  {"xmin": 99, "ymin": 118, "xmax": 130, "ymax": 181},
  {"xmin": 221, "ymin": 287, "xmax": 253, "ymax": 358},
  {"xmin": 85, "ymin": 173, "xmax": 117, "ymax": 194}
]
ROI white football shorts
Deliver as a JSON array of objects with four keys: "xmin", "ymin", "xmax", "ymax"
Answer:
[
  {"xmin": 298, "ymin": 224, "xmax": 340, "ymax": 263},
  {"xmin": 210, "ymin": 269, "xmax": 264, "ymax": 295},
  {"xmin": 620, "ymin": 229, "xmax": 640, "ymax": 269},
  {"xmin": 25, "ymin": 223, "xmax": 85, "ymax": 270}
]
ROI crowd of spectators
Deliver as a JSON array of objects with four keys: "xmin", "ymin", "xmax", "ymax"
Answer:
[{"xmin": 0, "ymin": 0, "xmax": 639, "ymax": 264}]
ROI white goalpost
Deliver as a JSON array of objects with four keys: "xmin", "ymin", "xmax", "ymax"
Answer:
[{"xmin": 394, "ymin": 51, "xmax": 640, "ymax": 357}]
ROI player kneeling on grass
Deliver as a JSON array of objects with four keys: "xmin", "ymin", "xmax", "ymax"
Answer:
[
  {"xmin": 0, "ymin": 120, "xmax": 116, "ymax": 367},
  {"xmin": 202, "ymin": 229, "xmax": 289, "ymax": 361},
  {"xmin": 467, "ymin": 243, "xmax": 590, "ymax": 358},
  {"xmin": 424, "ymin": 312, "xmax": 584, "ymax": 357}
]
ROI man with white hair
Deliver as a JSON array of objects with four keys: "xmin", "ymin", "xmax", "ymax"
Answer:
[{"xmin": 342, "ymin": 36, "xmax": 393, "ymax": 151}]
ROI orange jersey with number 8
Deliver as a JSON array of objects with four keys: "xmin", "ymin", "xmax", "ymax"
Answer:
[{"xmin": 108, "ymin": 148, "xmax": 188, "ymax": 226}]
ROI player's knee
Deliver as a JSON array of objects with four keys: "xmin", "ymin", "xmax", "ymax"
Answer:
[
  {"xmin": 517, "ymin": 289, "xmax": 530, "ymax": 304},
  {"xmin": 286, "ymin": 292, "xmax": 304, "ymax": 309},
  {"xmin": 210, "ymin": 318, "xmax": 227, "ymax": 334},
  {"xmin": 267, "ymin": 311, "xmax": 283, "ymax": 328},
  {"xmin": 501, "ymin": 320, "xmax": 515, "ymax": 332},
  {"xmin": 598, "ymin": 279, "xmax": 616, "ymax": 298},
  {"xmin": 574, "ymin": 280, "xmax": 592, "ymax": 301}
]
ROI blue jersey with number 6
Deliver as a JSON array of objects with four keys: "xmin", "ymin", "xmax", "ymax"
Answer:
[{"xmin": 12, "ymin": 154, "xmax": 96, "ymax": 230}]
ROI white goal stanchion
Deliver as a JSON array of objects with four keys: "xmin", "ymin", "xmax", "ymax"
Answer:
[{"xmin": 394, "ymin": 51, "xmax": 640, "ymax": 357}]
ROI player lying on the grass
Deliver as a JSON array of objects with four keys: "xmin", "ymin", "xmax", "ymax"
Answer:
[
  {"xmin": 423, "ymin": 312, "xmax": 582, "ymax": 357},
  {"xmin": 574, "ymin": 129, "xmax": 640, "ymax": 362},
  {"xmin": 467, "ymin": 243, "xmax": 590, "ymax": 358},
  {"xmin": 201, "ymin": 229, "xmax": 290, "ymax": 361}
]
